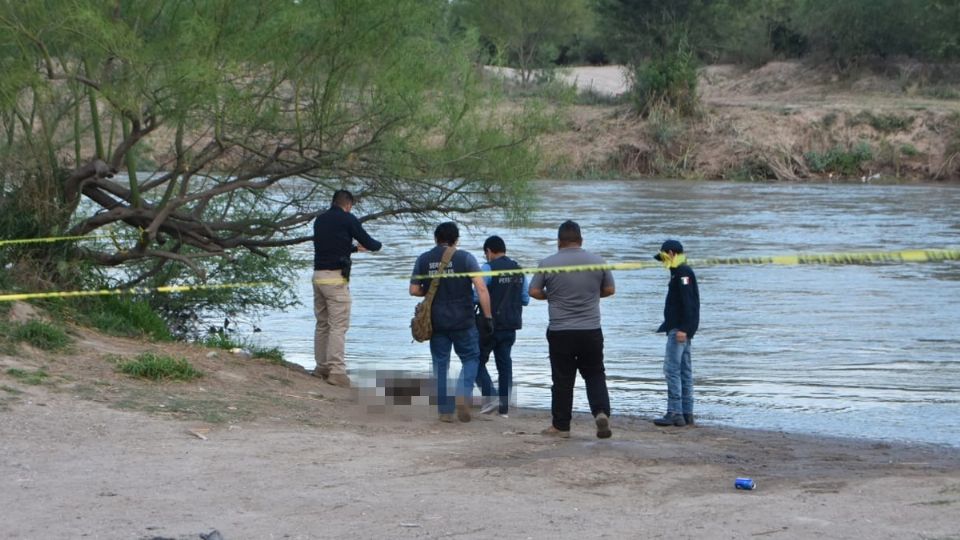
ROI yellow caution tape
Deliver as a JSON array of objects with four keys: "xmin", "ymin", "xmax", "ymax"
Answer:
[
  {"xmin": 3, "ymin": 248, "xmax": 956, "ymax": 303},
  {"xmin": 0, "ymin": 282, "xmax": 273, "ymax": 303},
  {"xmin": 410, "ymin": 248, "xmax": 960, "ymax": 280},
  {"xmin": 0, "ymin": 234, "xmax": 113, "ymax": 247},
  {"xmin": 694, "ymin": 248, "xmax": 960, "ymax": 268}
]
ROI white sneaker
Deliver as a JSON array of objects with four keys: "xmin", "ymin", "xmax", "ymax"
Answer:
[
  {"xmin": 498, "ymin": 413, "xmax": 509, "ymax": 419},
  {"xmin": 479, "ymin": 400, "xmax": 498, "ymax": 415}
]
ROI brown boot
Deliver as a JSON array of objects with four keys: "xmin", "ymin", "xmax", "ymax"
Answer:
[
  {"xmin": 541, "ymin": 425, "xmax": 570, "ymax": 438},
  {"xmin": 325, "ymin": 373, "xmax": 351, "ymax": 388},
  {"xmin": 595, "ymin": 413, "xmax": 612, "ymax": 439},
  {"xmin": 455, "ymin": 397, "xmax": 471, "ymax": 422}
]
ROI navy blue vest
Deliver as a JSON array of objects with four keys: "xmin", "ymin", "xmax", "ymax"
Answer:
[{"xmin": 488, "ymin": 256, "xmax": 524, "ymax": 330}]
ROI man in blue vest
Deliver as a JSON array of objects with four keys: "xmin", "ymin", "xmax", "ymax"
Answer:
[
  {"xmin": 410, "ymin": 222, "xmax": 493, "ymax": 423},
  {"xmin": 475, "ymin": 235, "xmax": 529, "ymax": 418}
]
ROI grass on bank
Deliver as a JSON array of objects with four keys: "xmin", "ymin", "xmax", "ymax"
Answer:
[
  {"xmin": 202, "ymin": 332, "xmax": 285, "ymax": 364},
  {"xmin": 5, "ymin": 368, "xmax": 50, "ymax": 385},
  {"xmin": 0, "ymin": 320, "xmax": 72, "ymax": 352},
  {"xmin": 116, "ymin": 352, "xmax": 203, "ymax": 381},
  {"xmin": 805, "ymin": 142, "xmax": 875, "ymax": 176},
  {"xmin": 35, "ymin": 296, "xmax": 173, "ymax": 341}
]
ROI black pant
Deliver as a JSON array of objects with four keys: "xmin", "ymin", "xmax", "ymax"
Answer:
[{"xmin": 546, "ymin": 328, "xmax": 611, "ymax": 431}]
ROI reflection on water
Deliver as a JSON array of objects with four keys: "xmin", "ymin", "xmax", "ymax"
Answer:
[{"xmin": 252, "ymin": 180, "xmax": 960, "ymax": 447}]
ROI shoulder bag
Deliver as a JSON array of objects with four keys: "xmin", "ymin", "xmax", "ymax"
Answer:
[{"xmin": 411, "ymin": 246, "xmax": 456, "ymax": 342}]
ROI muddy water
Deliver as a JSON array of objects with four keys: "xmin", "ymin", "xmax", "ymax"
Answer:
[{"xmin": 256, "ymin": 180, "xmax": 960, "ymax": 447}]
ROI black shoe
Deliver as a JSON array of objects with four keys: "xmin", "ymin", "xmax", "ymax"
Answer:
[
  {"xmin": 595, "ymin": 413, "xmax": 612, "ymax": 439},
  {"xmin": 683, "ymin": 413, "xmax": 695, "ymax": 426},
  {"xmin": 653, "ymin": 412, "xmax": 686, "ymax": 427}
]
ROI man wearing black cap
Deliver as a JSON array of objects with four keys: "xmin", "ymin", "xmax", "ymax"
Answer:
[{"xmin": 653, "ymin": 239, "xmax": 700, "ymax": 427}]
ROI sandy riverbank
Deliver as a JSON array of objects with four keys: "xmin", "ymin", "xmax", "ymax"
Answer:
[{"xmin": 1, "ymin": 318, "xmax": 958, "ymax": 539}]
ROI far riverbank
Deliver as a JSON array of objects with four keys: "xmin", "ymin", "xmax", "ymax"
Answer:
[{"xmin": 516, "ymin": 62, "xmax": 960, "ymax": 182}]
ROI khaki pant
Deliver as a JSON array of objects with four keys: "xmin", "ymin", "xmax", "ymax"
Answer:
[{"xmin": 313, "ymin": 270, "xmax": 351, "ymax": 377}]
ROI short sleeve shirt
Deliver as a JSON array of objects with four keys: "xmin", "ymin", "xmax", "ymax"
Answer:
[
  {"xmin": 411, "ymin": 245, "xmax": 481, "ymax": 331},
  {"xmin": 529, "ymin": 247, "xmax": 614, "ymax": 331}
]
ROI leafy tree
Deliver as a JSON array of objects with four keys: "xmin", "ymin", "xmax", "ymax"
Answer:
[
  {"xmin": 794, "ymin": 0, "xmax": 924, "ymax": 65},
  {"xmin": 0, "ymin": 0, "xmax": 544, "ymax": 324},
  {"xmin": 453, "ymin": 0, "xmax": 590, "ymax": 84},
  {"xmin": 595, "ymin": 0, "xmax": 716, "ymax": 115}
]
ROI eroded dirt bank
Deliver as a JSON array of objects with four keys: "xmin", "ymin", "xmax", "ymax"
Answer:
[{"xmin": 539, "ymin": 62, "xmax": 960, "ymax": 182}]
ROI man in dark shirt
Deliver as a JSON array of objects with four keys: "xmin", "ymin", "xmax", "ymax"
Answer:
[
  {"xmin": 410, "ymin": 222, "xmax": 492, "ymax": 423},
  {"xmin": 312, "ymin": 189, "xmax": 382, "ymax": 387},
  {"xmin": 474, "ymin": 235, "xmax": 529, "ymax": 418},
  {"xmin": 652, "ymin": 239, "xmax": 700, "ymax": 427}
]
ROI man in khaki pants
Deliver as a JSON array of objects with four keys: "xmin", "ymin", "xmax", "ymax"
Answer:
[{"xmin": 312, "ymin": 190, "xmax": 382, "ymax": 387}]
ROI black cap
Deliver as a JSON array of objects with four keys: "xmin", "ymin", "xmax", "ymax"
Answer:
[{"xmin": 654, "ymin": 239, "xmax": 684, "ymax": 261}]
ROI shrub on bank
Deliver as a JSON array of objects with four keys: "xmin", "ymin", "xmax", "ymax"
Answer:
[{"xmin": 805, "ymin": 142, "xmax": 874, "ymax": 177}]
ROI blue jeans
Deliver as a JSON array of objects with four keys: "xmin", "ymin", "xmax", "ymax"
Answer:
[
  {"xmin": 430, "ymin": 326, "xmax": 480, "ymax": 415},
  {"xmin": 476, "ymin": 329, "xmax": 516, "ymax": 414},
  {"xmin": 663, "ymin": 330, "xmax": 693, "ymax": 414}
]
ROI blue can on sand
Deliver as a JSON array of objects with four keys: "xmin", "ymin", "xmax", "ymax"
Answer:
[{"xmin": 735, "ymin": 478, "xmax": 756, "ymax": 490}]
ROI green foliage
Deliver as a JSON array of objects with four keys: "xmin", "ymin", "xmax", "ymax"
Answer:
[
  {"xmin": 629, "ymin": 46, "xmax": 699, "ymax": 117},
  {"xmin": 5, "ymin": 368, "xmax": 49, "ymax": 385},
  {"xmin": 202, "ymin": 333, "xmax": 236, "ymax": 351},
  {"xmin": 75, "ymin": 296, "xmax": 172, "ymax": 341},
  {"xmin": 730, "ymin": 158, "xmax": 778, "ymax": 182},
  {"xmin": 595, "ymin": 0, "xmax": 716, "ymax": 60},
  {"xmin": 0, "ymin": 0, "xmax": 546, "ymax": 333},
  {"xmin": 805, "ymin": 142, "xmax": 874, "ymax": 177},
  {"xmin": 145, "ymin": 246, "xmax": 299, "ymax": 337},
  {"xmin": 921, "ymin": 85, "xmax": 960, "ymax": 100},
  {"xmin": 7, "ymin": 368, "xmax": 50, "ymax": 385},
  {"xmin": 117, "ymin": 352, "xmax": 203, "ymax": 381},
  {"xmin": 795, "ymin": 0, "xmax": 958, "ymax": 64},
  {"xmin": 900, "ymin": 144, "xmax": 921, "ymax": 157},
  {"xmin": 848, "ymin": 111, "xmax": 914, "ymax": 133},
  {"xmin": 594, "ymin": 1, "xmax": 705, "ymax": 116},
  {"xmin": 646, "ymin": 108, "xmax": 687, "ymax": 147},
  {"xmin": 453, "ymin": 0, "xmax": 590, "ymax": 84},
  {"xmin": 201, "ymin": 332, "xmax": 285, "ymax": 364},
  {"xmin": 10, "ymin": 320, "xmax": 71, "ymax": 351},
  {"xmin": 573, "ymin": 88, "xmax": 627, "ymax": 106},
  {"xmin": 595, "ymin": 0, "xmax": 959, "ymax": 69}
]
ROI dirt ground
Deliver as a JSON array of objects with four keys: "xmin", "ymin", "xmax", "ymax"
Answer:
[{"xmin": 1, "ymin": 304, "xmax": 959, "ymax": 540}]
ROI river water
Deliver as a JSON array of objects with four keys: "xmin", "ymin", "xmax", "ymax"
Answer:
[{"xmin": 253, "ymin": 180, "xmax": 960, "ymax": 447}]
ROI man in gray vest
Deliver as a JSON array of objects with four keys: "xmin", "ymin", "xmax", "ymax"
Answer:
[{"xmin": 529, "ymin": 220, "xmax": 615, "ymax": 439}]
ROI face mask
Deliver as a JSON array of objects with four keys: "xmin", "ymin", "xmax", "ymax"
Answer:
[{"xmin": 660, "ymin": 252, "xmax": 686, "ymax": 269}]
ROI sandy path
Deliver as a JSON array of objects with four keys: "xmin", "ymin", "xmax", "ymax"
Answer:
[{"xmin": 2, "ymin": 381, "xmax": 958, "ymax": 540}]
